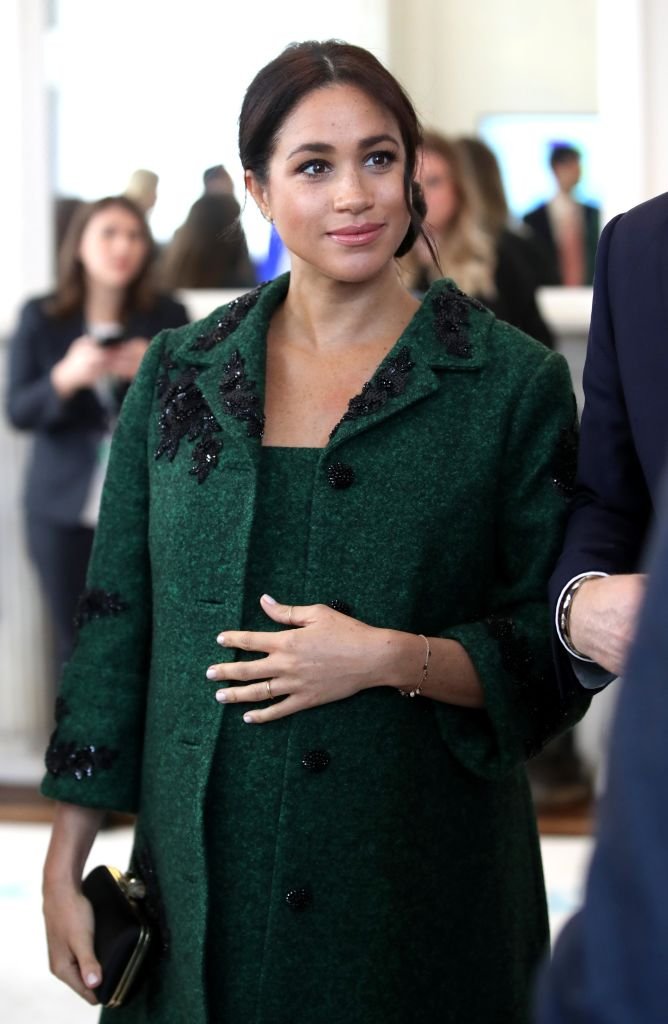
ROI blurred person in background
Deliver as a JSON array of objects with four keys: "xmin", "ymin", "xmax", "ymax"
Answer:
[
  {"xmin": 400, "ymin": 130, "xmax": 496, "ymax": 300},
  {"xmin": 5, "ymin": 195, "xmax": 188, "ymax": 686},
  {"xmin": 123, "ymin": 168, "xmax": 159, "ymax": 216},
  {"xmin": 403, "ymin": 131, "xmax": 554, "ymax": 346},
  {"xmin": 456, "ymin": 136, "xmax": 555, "ymax": 347},
  {"xmin": 159, "ymin": 165, "xmax": 256, "ymax": 290},
  {"xmin": 523, "ymin": 143, "xmax": 599, "ymax": 286},
  {"xmin": 202, "ymin": 163, "xmax": 235, "ymax": 195}
]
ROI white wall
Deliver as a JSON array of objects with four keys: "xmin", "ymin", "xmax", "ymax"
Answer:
[
  {"xmin": 388, "ymin": 0, "xmax": 597, "ymax": 134},
  {"xmin": 49, "ymin": 0, "xmax": 389, "ymax": 249},
  {"xmin": 0, "ymin": 0, "xmax": 52, "ymax": 336}
]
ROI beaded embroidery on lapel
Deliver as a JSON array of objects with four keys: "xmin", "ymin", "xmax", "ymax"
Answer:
[
  {"xmin": 74, "ymin": 588, "xmax": 128, "ymax": 629},
  {"xmin": 330, "ymin": 346, "xmax": 415, "ymax": 438},
  {"xmin": 45, "ymin": 697, "xmax": 119, "ymax": 780},
  {"xmin": 432, "ymin": 286, "xmax": 483, "ymax": 360},
  {"xmin": 219, "ymin": 350, "xmax": 265, "ymax": 438},
  {"xmin": 191, "ymin": 282, "xmax": 268, "ymax": 352},
  {"xmin": 155, "ymin": 365, "xmax": 223, "ymax": 482}
]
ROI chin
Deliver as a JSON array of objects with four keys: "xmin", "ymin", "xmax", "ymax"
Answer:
[{"xmin": 314, "ymin": 250, "xmax": 400, "ymax": 286}]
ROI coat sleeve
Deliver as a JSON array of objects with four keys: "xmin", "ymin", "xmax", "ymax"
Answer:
[
  {"xmin": 433, "ymin": 348, "xmax": 591, "ymax": 779},
  {"xmin": 40, "ymin": 331, "xmax": 168, "ymax": 812}
]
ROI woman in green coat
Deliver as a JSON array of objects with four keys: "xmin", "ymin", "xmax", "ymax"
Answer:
[{"xmin": 42, "ymin": 40, "xmax": 589, "ymax": 1024}]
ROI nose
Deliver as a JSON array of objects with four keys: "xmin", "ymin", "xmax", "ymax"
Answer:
[{"xmin": 333, "ymin": 168, "xmax": 372, "ymax": 214}]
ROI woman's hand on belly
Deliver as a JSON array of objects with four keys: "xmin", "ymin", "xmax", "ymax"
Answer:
[{"xmin": 205, "ymin": 594, "xmax": 395, "ymax": 723}]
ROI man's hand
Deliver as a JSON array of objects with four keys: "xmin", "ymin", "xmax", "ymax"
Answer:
[{"xmin": 569, "ymin": 573, "xmax": 647, "ymax": 676}]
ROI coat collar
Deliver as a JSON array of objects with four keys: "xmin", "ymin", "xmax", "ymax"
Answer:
[{"xmin": 167, "ymin": 273, "xmax": 493, "ymax": 456}]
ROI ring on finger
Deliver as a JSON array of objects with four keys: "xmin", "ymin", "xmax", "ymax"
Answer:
[
  {"xmin": 288, "ymin": 605, "xmax": 294, "ymax": 626},
  {"xmin": 265, "ymin": 679, "xmax": 274, "ymax": 700}
]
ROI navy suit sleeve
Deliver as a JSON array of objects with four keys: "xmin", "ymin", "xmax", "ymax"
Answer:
[
  {"xmin": 5, "ymin": 300, "xmax": 72, "ymax": 430},
  {"xmin": 549, "ymin": 214, "xmax": 652, "ymax": 690},
  {"xmin": 537, "ymin": 488, "xmax": 668, "ymax": 1023}
]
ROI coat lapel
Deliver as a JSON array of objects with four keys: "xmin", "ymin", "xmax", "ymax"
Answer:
[
  {"xmin": 166, "ymin": 274, "xmax": 491, "ymax": 459},
  {"xmin": 168, "ymin": 277, "xmax": 286, "ymax": 466},
  {"xmin": 325, "ymin": 280, "xmax": 490, "ymax": 454}
]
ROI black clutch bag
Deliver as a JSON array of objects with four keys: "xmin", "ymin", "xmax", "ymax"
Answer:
[{"xmin": 81, "ymin": 865, "xmax": 152, "ymax": 1008}]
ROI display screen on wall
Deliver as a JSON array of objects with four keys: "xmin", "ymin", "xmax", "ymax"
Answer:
[{"xmin": 477, "ymin": 113, "xmax": 601, "ymax": 220}]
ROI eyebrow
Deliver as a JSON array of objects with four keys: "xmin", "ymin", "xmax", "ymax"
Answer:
[{"xmin": 286, "ymin": 134, "xmax": 401, "ymax": 160}]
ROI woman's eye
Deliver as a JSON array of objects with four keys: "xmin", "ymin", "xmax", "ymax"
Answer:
[
  {"xmin": 299, "ymin": 160, "xmax": 331, "ymax": 177},
  {"xmin": 365, "ymin": 150, "xmax": 396, "ymax": 169}
]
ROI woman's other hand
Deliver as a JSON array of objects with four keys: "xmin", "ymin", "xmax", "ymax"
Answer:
[
  {"xmin": 50, "ymin": 334, "xmax": 113, "ymax": 399},
  {"xmin": 43, "ymin": 877, "xmax": 102, "ymax": 1005},
  {"xmin": 43, "ymin": 802, "xmax": 105, "ymax": 1004},
  {"xmin": 107, "ymin": 337, "xmax": 150, "ymax": 380},
  {"xmin": 206, "ymin": 594, "xmax": 398, "ymax": 723}
]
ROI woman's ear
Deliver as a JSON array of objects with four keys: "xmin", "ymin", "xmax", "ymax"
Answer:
[{"xmin": 245, "ymin": 171, "xmax": 272, "ymax": 223}]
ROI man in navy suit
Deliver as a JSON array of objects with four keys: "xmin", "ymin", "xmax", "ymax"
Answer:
[
  {"xmin": 537, "ymin": 192, "xmax": 668, "ymax": 1022},
  {"xmin": 537, "ymin": 481, "xmax": 668, "ymax": 1022},
  {"xmin": 551, "ymin": 191, "xmax": 668, "ymax": 693}
]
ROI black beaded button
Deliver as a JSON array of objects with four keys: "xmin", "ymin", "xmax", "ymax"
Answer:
[
  {"xmin": 285, "ymin": 886, "xmax": 313, "ymax": 911},
  {"xmin": 327, "ymin": 462, "xmax": 354, "ymax": 489},
  {"xmin": 329, "ymin": 599, "xmax": 352, "ymax": 616},
  {"xmin": 301, "ymin": 750, "xmax": 331, "ymax": 773}
]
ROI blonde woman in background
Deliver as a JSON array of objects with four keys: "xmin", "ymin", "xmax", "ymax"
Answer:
[
  {"xmin": 456, "ymin": 136, "xmax": 555, "ymax": 347},
  {"xmin": 401, "ymin": 130, "xmax": 496, "ymax": 300}
]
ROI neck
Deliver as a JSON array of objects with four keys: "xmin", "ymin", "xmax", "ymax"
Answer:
[
  {"xmin": 84, "ymin": 281, "xmax": 126, "ymax": 324},
  {"xmin": 279, "ymin": 261, "xmax": 419, "ymax": 352}
]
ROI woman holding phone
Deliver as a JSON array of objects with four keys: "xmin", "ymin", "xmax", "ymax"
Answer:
[{"xmin": 6, "ymin": 196, "xmax": 188, "ymax": 681}]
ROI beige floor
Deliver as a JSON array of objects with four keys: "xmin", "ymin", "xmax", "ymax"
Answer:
[{"xmin": 0, "ymin": 823, "xmax": 591, "ymax": 1023}]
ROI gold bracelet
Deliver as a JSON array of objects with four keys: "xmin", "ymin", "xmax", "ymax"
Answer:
[{"xmin": 399, "ymin": 634, "xmax": 431, "ymax": 697}]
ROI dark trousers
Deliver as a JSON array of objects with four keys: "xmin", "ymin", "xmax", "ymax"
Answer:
[{"xmin": 26, "ymin": 515, "xmax": 95, "ymax": 687}]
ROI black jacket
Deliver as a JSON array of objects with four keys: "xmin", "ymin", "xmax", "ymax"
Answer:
[
  {"xmin": 6, "ymin": 294, "xmax": 188, "ymax": 524},
  {"xmin": 523, "ymin": 200, "xmax": 600, "ymax": 285}
]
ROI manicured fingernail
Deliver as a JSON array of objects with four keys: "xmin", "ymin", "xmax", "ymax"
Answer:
[
  {"xmin": 243, "ymin": 713, "xmax": 255, "ymax": 723},
  {"xmin": 216, "ymin": 690, "xmax": 227, "ymax": 703},
  {"xmin": 261, "ymin": 594, "xmax": 277, "ymax": 605},
  {"xmin": 206, "ymin": 667, "xmax": 217, "ymax": 679},
  {"xmin": 217, "ymin": 633, "xmax": 225, "ymax": 645},
  {"xmin": 86, "ymin": 973, "xmax": 99, "ymax": 987}
]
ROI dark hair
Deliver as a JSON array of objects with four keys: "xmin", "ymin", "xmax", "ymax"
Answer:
[
  {"xmin": 159, "ymin": 194, "xmax": 256, "ymax": 290},
  {"xmin": 203, "ymin": 164, "xmax": 233, "ymax": 189},
  {"xmin": 549, "ymin": 143, "xmax": 581, "ymax": 169},
  {"xmin": 455, "ymin": 137, "xmax": 508, "ymax": 237},
  {"xmin": 47, "ymin": 196, "xmax": 157, "ymax": 319},
  {"xmin": 238, "ymin": 40, "xmax": 432, "ymax": 260}
]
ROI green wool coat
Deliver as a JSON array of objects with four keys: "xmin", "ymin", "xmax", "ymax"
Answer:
[{"xmin": 42, "ymin": 274, "xmax": 590, "ymax": 1024}]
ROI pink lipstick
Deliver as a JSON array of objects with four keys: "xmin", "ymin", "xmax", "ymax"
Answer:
[{"xmin": 327, "ymin": 223, "xmax": 385, "ymax": 246}]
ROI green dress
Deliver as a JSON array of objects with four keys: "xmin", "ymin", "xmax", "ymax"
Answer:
[{"xmin": 206, "ymin": 446, "xmax": 321, "ymax": 1021}]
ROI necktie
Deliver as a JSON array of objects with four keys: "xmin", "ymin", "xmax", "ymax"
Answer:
[{"xmin": 558, "ymin": 203, "xmax": 585, "ymax": 286}]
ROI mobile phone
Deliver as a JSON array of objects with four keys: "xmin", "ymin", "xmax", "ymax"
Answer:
[{"xmin": 96, "ymin": 334, "xmax": 125, "ymax": 348}]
